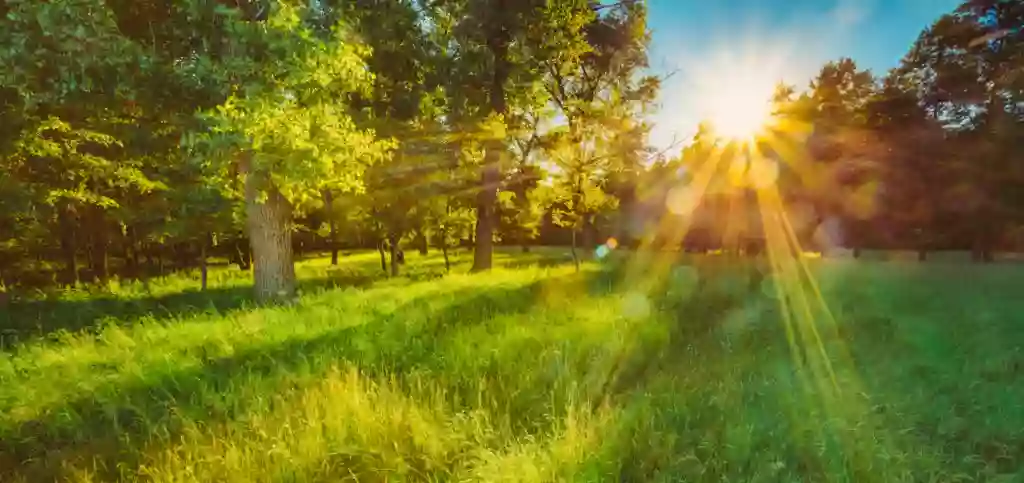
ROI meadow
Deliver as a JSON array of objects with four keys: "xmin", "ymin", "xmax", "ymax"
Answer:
[{"xmin": 1, "ymin": 248, "xmax": 1023, "ymax": 482}]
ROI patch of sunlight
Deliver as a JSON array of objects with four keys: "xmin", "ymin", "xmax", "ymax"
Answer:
[
  {"xmin": 465, "ymin": 405, "xmax": 614, "ymax": 482},
  {"xmin": 140, "ymin": 366, "xmax": 465, "ymax": 482}
]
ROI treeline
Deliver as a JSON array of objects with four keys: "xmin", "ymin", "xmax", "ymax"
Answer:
[
  {"xmin": 0, "ymin": 0, "xmax": 1021, "ymax": 300},
  {"xmin": 641, "ymin": 0, "xmax": 1023, "ymax": 260},
  {"xmin": 0, "ymin": 0, "xmax": 656, "ymax": 299}
]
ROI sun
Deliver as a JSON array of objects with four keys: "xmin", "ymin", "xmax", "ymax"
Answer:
[
  {"xmin": 685, "ymin": 44, "xmax": 789, "ymax": 143},
  {"xmin": 703, "ymin": 76, "xmax": 776, "ymax": 141},
  {"xmin": 705, "ymin": 77, "xmax": 775, "ymax": 141}
]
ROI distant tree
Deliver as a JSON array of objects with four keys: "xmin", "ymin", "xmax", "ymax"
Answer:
[
  {"xmin": 542, "ymin": 0, "xmax": 658, "ymax": 269},
  {"xmin": 886, "ymin": 0, "xmax": 1023, "ymax": 259},
  {"xmin": 430, "ymin": 0, "xmax": 601, "ymax": 271},
  {"xmin": 501, "ymin": 90, "xmax": 551, "ymax": 252}
]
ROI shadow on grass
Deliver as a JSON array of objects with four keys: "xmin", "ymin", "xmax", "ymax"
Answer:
[
  {"xmin": 0, "ymin": 272, "xmax": 575, "ymax": 482},
  {"xmin": 0, "ymin": 269, "xmax": 407, "ymax": 349}
]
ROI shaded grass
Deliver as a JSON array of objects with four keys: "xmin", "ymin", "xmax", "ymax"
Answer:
[
  {"xmin": 0, "ymin": 248, "xmax": 567, "ymax": 348},
  {"xmin": 1, "ymin": 250, "xmax": 1023, "ymax": 481}
]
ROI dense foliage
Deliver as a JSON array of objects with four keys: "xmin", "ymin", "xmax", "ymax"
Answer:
[{"xmin": 0, "ymin": 0, "xmax": 1021, "ymax": 299}]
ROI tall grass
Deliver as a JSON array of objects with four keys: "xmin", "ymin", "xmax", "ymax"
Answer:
[{"xmin": 1, "ymin": 250, "xmax": 1022, "ymax": 482}]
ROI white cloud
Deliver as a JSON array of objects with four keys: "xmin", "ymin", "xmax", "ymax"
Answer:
[{"xmin": 831, "ymin": 0, "xmax": 873, "ymax": 28}]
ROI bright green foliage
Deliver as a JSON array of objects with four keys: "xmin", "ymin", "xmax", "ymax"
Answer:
[
  {"xmin": 0, "ymin": 0, "xmax": 145, "ymax": 107},
  {"xmin": 184, "ymin": 4, "xmax": 388, "ymax": 208}
]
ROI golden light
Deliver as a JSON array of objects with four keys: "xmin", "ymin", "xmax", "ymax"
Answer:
[
  {"xmin": 702, "ymin": 74, "xmax": 777, "ymax": 141},
  {"xmin": 684, "ymin": 41, "xmax": 791, "ymax": 143}
]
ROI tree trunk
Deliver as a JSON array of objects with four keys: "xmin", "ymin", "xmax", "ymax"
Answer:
[
  {"xmin": 388, "ymin": 234, "xmax": 400, "ymax": 277},
  {"xmin": 442, "ymin": 242, "xmax": 451, "ymax": 273},
  {"xmin": 245, "ymin": 168, "xmax": 296, "ymax": 303},
  {"xmin": 474, "ymin": 159, "xmax": 499, "ymax": 271},
  {"xmin": 174, "ymin": 243, "xmax": 190, "ymax": 271},
  {"xmin": 95, "ymin": 234, "xmax": 108, "ymax": 283},
  {"xmin": 515, "ymin": 186, "xmax": 533, "ymax": 254},
  {"xmin": 125, "ymin": 225, "xmax": 140, "ymax": 280},
  {"xmin": 90, "ymin": 207, "xmax": 109, "ymax": 283},
  {"xmin": 200, "ymin": 235, "xmax": 209, "ymax": 291},
  {"xmin": 58, "ymin": 202, "xmax": 79, "ymax": 286},
  {"xmin": 571, "ymin": 229, "xmax": 580, "ymax": 272},
  {"xmin": 570, "ymin": 180, "xmax": 583, "ymax": 273},
  {"xmin": 473, "ymin": 16, "xmax": 509, "ymax": 272},
  {"xmin": 416, "ymin": 231, "xmax": 428, "ymax": 256},
  {"xmin": 232, "ymin": 238, "xmax": 252, "ymax": 271},
  {"xmin": 973, "ymin": 229, "xmax": 994, "ymax": 263},
  {"xmin": 324, "ymin": 190, "xmax": 338, "ymax": 266},
  {"xmin": 378, "ymin": 240, "xmax": 387, "ymax": 274},
  {"xmin": 853, "ymin": 247, "xmax": 861, "ymax": 259},
  {"xmin": 917, "ymin": 249, "xmax": 927, "ymax": 262},
  {"xmin": 581, "ymin": 214, "xmax": 593, "ymax": 251}
]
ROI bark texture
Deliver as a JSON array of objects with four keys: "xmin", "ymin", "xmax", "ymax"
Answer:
[{"xmin": 245, "ymin": 167, "xmax": 296, "ymax": 302}]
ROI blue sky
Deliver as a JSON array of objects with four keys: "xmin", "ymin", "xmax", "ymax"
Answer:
[{"xmin": 646, "ymin": 0, "xmax": 962, "ymax": 150}]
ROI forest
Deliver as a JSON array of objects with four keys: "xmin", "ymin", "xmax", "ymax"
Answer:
[
  {"xmin": 2, "ymin": 1, "xmax": 1024, "ymax": 482},
  {"xmin": 0, "ymin": 0, "xmax": 1020, "ymax": 301}
]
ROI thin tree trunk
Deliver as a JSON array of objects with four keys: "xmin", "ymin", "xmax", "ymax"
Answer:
[
  {"xmin": 581, "ymin": 214, "xmax": 593, "ymax": 251},
  {"xmin": 324, "ymin": 189, "xmax": 338, "ymax": 265},
  {"xmin": 917, "ymin": 249, "xmax": 927, "ymax": 262},
  {"xmin": 388, "ymin": 234, "xmax": 400, "ymax": 277},
  {"xmin": 174, "ymin": 243, "xmax": 190, "ymax": 271},
  {"xmin": 96, "ymin": 235, "xmax": 108, "ymax": 283},
  {"xmin": 378, "ymin": 240, "xmax": 387, "ymax": 274},
  {"xmin": 233, "ymin": 238, "xmax": 251, "ymax": 271},
  {"xmin": 200, "ymin": 235, "xmax": 209, "ymax": 291},
  {"xmin": 973, "ymin": 227, "xmax": 994, "ymax": 263},
  {"xmin": 442, "ymin": 242, "xmax": 451, "ymax": 273},
  {"xmin": 571, "ymin": 229, "xmax": 580, "ymax": 272},
  {"xmin": 514, "ymin": 182, "xmax": 533, "ymax": 255},
  {"xmin": 570, "ymin": 180, "xmax": 583, "ymax": 273},
  {"xmin": 474, "ymin": 160, "xmax": 499, "ymax": 271},
  {"xmin": 442, "ymin": 202, "xmax": 452, "ymax": 273},
  {"xmin": 473, "ymin": 15, "xmax": 509, "ymax": 272},
  {"xmin": 125, "ymin": 225, "xmax": 140, "ymax": 279},
  {"xmin": 416, "ymin": 230, "xmax": 428, "ymax": 256},
  {"xmin": 90, "ymin": 207, "xmax": 109, "ymax": 283},
  {"xmin": 58, "ymin": 202, "xmax": 78, "ymax": 286},
  {"xmin": 245, "ymin": 165, "xmax": 296, "ymax": 303}
]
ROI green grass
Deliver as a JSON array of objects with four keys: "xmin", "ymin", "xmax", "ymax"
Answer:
[{"xmin": 1, "ymin": 249, "xmax": 1023, "ymax": 482}]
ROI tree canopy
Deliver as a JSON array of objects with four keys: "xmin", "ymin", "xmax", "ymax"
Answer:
[{"xmin": 0, "ymin": 0, "xmax": 1021, "ymax": 297}]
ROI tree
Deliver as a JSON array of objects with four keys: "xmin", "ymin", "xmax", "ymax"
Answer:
[
  {"xmin": 501, "ymin": 88, "xmax": 551, "ymax": 252},
  {"xmin": 431, "ymin": 0, "xmax": 598, "ymax": 271},
  {"xmin": 184, "ymin": 4, "xmax": 388, "ymax": 301},
  {"xmin": 885, "ymin": 0, "xmax": 1023, "ymax": 258},
  {"xmin": 541, "ymin": 0, "xmax": 657, "ymax": 269}
]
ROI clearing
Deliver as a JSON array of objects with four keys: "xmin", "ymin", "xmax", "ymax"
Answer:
[{"xmin": 1, "ymin": 249, "xmax": 1023, "ymax": 482}]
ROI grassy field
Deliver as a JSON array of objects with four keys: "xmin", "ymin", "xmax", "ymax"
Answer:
[{"xmin": 1, "ymin": 248, "xmax": 1023, "ymax": 482}]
